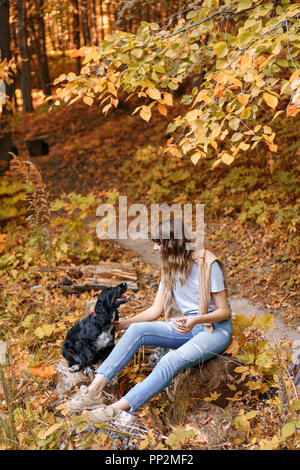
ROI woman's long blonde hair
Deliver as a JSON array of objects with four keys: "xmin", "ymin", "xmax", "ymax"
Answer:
[{"xmin": 152, "ymin": 218, "xmax": 198, "ymax": 320}]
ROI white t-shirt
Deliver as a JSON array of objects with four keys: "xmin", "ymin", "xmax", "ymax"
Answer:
[{"xmin": 158, "ymin": 260, "xmax": 231, "ymax": 315}]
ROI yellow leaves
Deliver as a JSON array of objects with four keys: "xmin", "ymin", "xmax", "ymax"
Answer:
[
  {"xmin": 102, "ymin": 103, "xmax": 112, "ymax": 115},
  {"xmin": 146, "ymin": 87, "xmax": 161, "ymax": 100},
  {"xmin": 208, "ymin": 138, "xmax": 218, "ymax": 150},
  {"xmin": 211, "ymin": 158, "xmax": 222, "ymax": 170},
  {"xmin": 82, "ymin": 48, "xmax": 101, "ymax": 64},
  {"xmin": 69, "ymin": 48, "xmax": 86, "ymax": 58},
  {"xmin": 286, "ymin": 104, "xmax": 299, "ymax": 117},
  {"xmin": 37, "ymin": 422, "xmax": 64, "ymax": 441},
  {"xmin": 258, "ymin": 435, "xmax": 280, "ymax": 450},
  {"xmin": 163, "ymin": 92, "xmax": 173, "ymax": 107},
  {"xmin": 234, "ymin": 410, "xmax": 259, "ymax": 439},
  {"xmin": 34, "ymin": 323, "xmax": 57, "ymax": 339},
  {"xmin": 140, "ymin": 105, "xmax": 152, "ymax": 122},
  {"xmin": 211, "ymin": 71, "xmax": 242, "ymax": 88},
  {"xmin": 165, "ymin": 426, "xmax": 196, "ymax": 448},
  {"xmin": 263, "ymin": 92, "xmax": 278, "ymax": 110},
  {"xmin": 239, "ymin": 142, "xmax": 250, "ymax": 151},
  {"xmin": 240, "ymin": 107, "xmax": 251, "ymax": 119},
  {"xmin": 271, "ymin": 110, "xmax": 283, "ymax": 121},
  {"xmin": 204, "ymin": 391, "xmax": 221, "ymax": 402},
  {"xmin": 53, "ymin": 74, "xmax": 67, "ymax": 85},
  {"xmin": 167, "ymin": 146, "xmax": 182, "ymax": 158},
  {"xmin": 190, "ymin": 152, "xmax": 202, "ymax": 165},
  {"xmin": 224, "ymin": 337, "xmax": 240, "ymax": 356},
  {"xmin": 193, "ymin": 90, "xmax": 212, "ymax": 106},
  {"xmin": 221, "ymin": 152, "xmax": 234, "ymax": 165},
  {"xmin": 107, "ymin": 81, "xmax": 118, "ymax": 97},
  {"xmin": 262, "ymin": 132, "xmax": 277, "ymax": 152},
  {"xmin": 185, "ymin": 109, "xmax": 201, "ymax": 124},
  {"xmin": 139, "ymin": 436, "xmax": 149, "ymax": 450},
  {"xmin": 213, "ymin": 41, "xmax": 228, "ymax": 58},
  {"xmin": 280, "ymin": 421, "xmax": 298, "ymax": 441},
  {"xmin": 83, "ymin": 96, "xmax": 93, "ymax": 106},
  {"xmin": 157, "ymin": 103, "xmax": 167, "ymax": 116},
  {"xmin": 238, "ymin": 93, "xmax": 250, "ymax": 106}
]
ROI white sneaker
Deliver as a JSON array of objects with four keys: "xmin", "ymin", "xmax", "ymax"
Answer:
[
  {"xmin": 83, "ymin": 405, "xmax": 115, "ymax": 423},
  {"xmin": 65, "ymin": 385, "xmax": 105, "ymax": 413}
]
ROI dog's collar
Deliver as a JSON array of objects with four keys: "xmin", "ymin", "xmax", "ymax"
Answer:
[{"xmin": 93, "ymin": 310, "xmax": 96, "ymax": 317}]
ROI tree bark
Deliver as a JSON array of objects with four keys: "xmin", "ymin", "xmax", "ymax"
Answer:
[
  {"xmin": 0, "ymin": 0, "xmax": 13, "ymax": 126},
  {"xmin": 0, "ymin": 0, "xmax": 14, "ymax": 170},
  {"xmin": 81, "ymin": 0, "xmax": 91, "ymax": 46},
  {"xmin": 99, "ymin": 0, "xmax": 104, "ymax": 40},
  {"xmin": 71, "ymin": 0, "xmax": 81, "ymax": 75},
  {"xmin": 34, "ymin": 0, "xmax": 51, "ymax": 96},
  {"xmin": 16, "ymin": 0, "xmax": 33, "ymax": 112},
  {"xmin": 91, "ymin": 0, "xmax": 99, "ymax": 45}
]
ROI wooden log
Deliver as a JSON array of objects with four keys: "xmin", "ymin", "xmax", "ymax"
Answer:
[
  {"xmin": 152, "ymin": 352, "xmax": 248, "ymax": 425},
  {"xmin": 35, "ymin": 262, "xmax": 138, "ymax": 281},
  {"xmin": 59, "ymin": 277, "xmax": 138, "ymax": 294}
]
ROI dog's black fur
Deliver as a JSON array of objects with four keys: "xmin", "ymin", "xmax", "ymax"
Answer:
[{"xmin": 62, "ymin": 282, "xmax": 130, "ymax": 374}]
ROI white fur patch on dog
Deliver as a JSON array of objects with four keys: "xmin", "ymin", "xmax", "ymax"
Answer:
[{"xmin": 95, "ymin": 326, "xmax": 113, "ymax": 350}]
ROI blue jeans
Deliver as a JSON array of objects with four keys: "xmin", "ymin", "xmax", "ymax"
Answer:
[{"xmin": 96, "ymin": 312, "xmax": 232, "ymax": 414}]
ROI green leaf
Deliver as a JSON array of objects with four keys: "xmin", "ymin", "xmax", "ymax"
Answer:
[
  {"xmin": 238, "ymin": 31, "xmax": 253, "ymax": 47},
  {"xmin": 167, "ymin": 122, "xmax": 177, "ymax": 133},
  {"xmin": 34, "ymin": 324, "xmax": 56, "ymax": 339},
  {"xmin": 229, "ymin": 116, "xmax": 240, "ymax": 131},
  {"xmin": 22, "ymin": 314, "xmax": 36, "ymax": 329},
  {"xmin": 253, "ymin": 314, "xmax": 274, "ymax": 331},
  {"xmin": 237, "ymin": 0, "xmax": 253, "ymax": 10},
  {"xmin": 231, "ymin": 132, "xmax": 243, "ymax": 142},
  {"xmin": 290, "ymin": 399, "xmax": 300, "ymax": 412},
  {"xmin": 280, "ymin": 421, "xmax": 296, "ymax": 440},
  {"xmin": 131, "ymin": 48, "xmax": 143, "ymax": 59},
  {"xmin": 214, "ymin": 42, "xmax": 228, "ymax": 58}
]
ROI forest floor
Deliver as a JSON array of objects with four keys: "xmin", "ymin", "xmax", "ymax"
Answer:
[{"xmin": 12, "ymin": 99, "xmax": 300, "ymax": 337}]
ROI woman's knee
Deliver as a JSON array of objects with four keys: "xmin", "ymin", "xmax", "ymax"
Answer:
[
  {"xmin": 125, "ymin": 322, "xmax": 148, "ymax": 343},
  {"xmin": 157, "ymin": 349, "xmax": 183, "ymax": 372}
]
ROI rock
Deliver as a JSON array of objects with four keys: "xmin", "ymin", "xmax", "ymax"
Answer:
[
  {"xmin": 55, "ymin": 359, "xmax": 93, "ymax": 401},
  {"xmin": 0, "ymin": 341, "xmax": 8, "ymax": 365},
  {"xmin": 289, "ymin": 340, "xmax": 300, "ymax": 394},
  {"xmin": 55, "ymin": 359, "xmax": 120, "ymax": 403}
]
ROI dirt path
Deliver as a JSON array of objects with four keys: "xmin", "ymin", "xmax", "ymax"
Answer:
[{"xmin": 116, "ymin": 237, "xmax": 300, "ymax": 344}]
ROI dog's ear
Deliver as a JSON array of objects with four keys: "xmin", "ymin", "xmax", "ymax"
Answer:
[{"xmin": 94, "ymin": 289, "xmax": 111, "ymax": 315}]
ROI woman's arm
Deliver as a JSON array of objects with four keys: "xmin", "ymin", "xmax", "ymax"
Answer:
[
  {"xmin": 196, "ymin": 290, "xmax": 231, "ymax": 323},
  {"xmin": 114, "ymin": 288, "xmax": 164, "ymax": 331},
  {"xmin": 173, "ymin": 290, "xmax": 230, "ymax": 334}
]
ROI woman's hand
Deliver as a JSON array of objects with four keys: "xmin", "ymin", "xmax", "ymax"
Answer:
[
  {"xmin": 112, "ymin": 319, "xmax": 128, "ymax": 332},
  {"xmin": 172, "ymin": 316, "xmax": 198, "ymax": 335}
]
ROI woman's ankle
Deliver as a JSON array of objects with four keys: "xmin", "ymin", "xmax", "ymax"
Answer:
[
  {"xmin": 88, "ymin": 373, "xmax": 107, "ymax": 398},
  {"xmin": 111, "ymin": 398, "xmax": 130, "ymax": 415}
]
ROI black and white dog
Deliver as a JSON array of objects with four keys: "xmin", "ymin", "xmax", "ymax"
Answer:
[{"xmin": 62, "ymin": 282, "xmax": 130, "ymax": 375}]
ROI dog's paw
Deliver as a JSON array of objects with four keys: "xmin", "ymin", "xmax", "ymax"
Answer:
[
  {"xmin": 84, "ymin": 367, "xmax": 94, "ymax": 377},
  {"xmin": 69, "ymin": 365, "xmax": 81, "ymax": 373}
]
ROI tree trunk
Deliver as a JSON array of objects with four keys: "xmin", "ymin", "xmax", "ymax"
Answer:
[
  {"xmin": 81, "ymin": 0, "xmax": 91, "ymax": 46},
  {"xmin": 71, "ymin": 0, "xmax": 81, "ymax": 75},
  {"xmin": 91, "ymin": 0, "xmax": 98, "ymax": 45},
  {"xmin": 0, "ymin": 0, "xmax": 14, "ymax": 171},
  {"xmin": 16, "ymin": 0, "xmax": 33, "ymax": 112},
  {"xmin": 0, "ymin": 0, "xmax": 13, "ymax": 126},
  {"xmin": 99, "ymin": 0, "xmax": 104, "ymax": 40},
  {"xmin": 34, "ymin": 0, "xmax": 51, "ymax": 96},
  {"xmin": 56, "ymin": 6, "xmax": 65, "ymax": 55}
]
